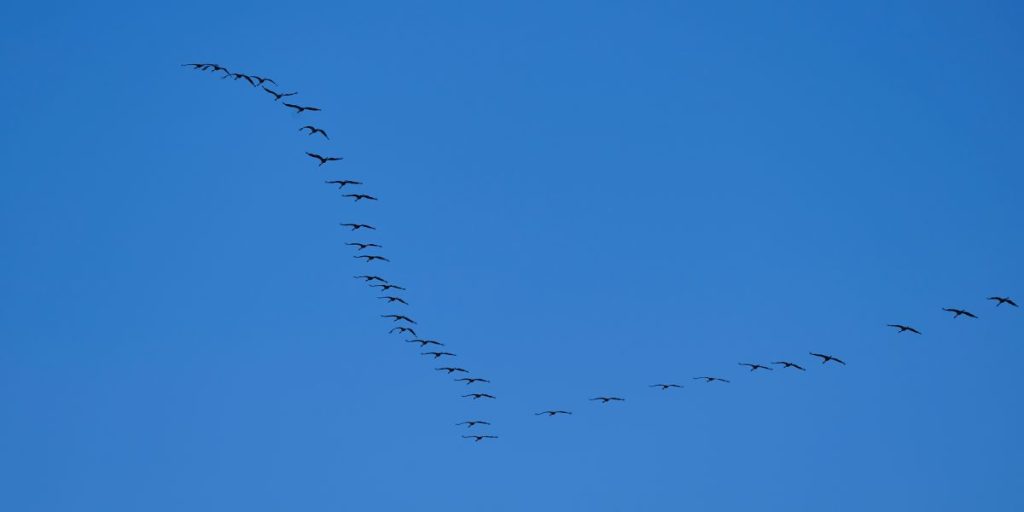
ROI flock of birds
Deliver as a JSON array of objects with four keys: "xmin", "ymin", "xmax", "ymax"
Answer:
[{"xmin": 181, "ymin": 62, "xmax": 1019, "ymax": 444}]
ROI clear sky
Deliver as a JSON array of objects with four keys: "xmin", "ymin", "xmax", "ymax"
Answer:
[{"xmin": 1, "ymin": 1, "xmax": 1022, "ymax": 510}]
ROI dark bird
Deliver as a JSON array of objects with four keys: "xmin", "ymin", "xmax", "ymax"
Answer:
[
  {"xmin": 463, "ymin": 393, "xmax": 496, "ymax": 400},
  {"xmin": 590, "ymin": 396, "xmax": 625, "ymax": 403},
  {"xmin": 810, "ymin": 352, "xmax": 846, "ymax": 365},
  {"xmin": 251, "ymin": 75, "xmax": 276, "ymax": 86},
  {"xmin": 354, "ymin": 274, "xmax": 387, "ymax": 283},
  {"xmin": 299, "ymin": 125, "xmax": 329, "ymax": 139},
  {"xmin": 887, "ymin": 324, "xmax": 922, "ymax": 334},
  {"xmin": 307, "ymin": 152, "xmax": 342, "ymax": 166},
  {"xmin": 382, "ymin": 314, "xmax": 416, "ymax": 324},
  {"xmin": 988, "ymin": 296, "xmax": 1019, "ymax": 307},
  {"xmin": 208, "ymin": 64, "xmax": 229, "ymax": 74},
  {"xmin": 377, "ymin": 296, "xmax": 408, "ymax": 305},
  {"xmin": 455, "ymin": 377, "xmax": 490, "ymax": 385},
  {"xmin": 284, "ymin": 102, "xmax": 321, "ymax": 113},
  {"xmin": 181, "ymin": 63, "xmax": 211, "ymax": 70},
  {"xmin": 389, "ymin": 326, "xmax": 417, "ymax": 336},
  {"xmin": 340, "ymin": 223, "xmax": 375, "ymax": 231},
  {"xmin": 693, "ymin": 376, "xmax": 730, "ymax": 383},
  {"xmin": 421, "ymin": 351, "xmax": 456, "ymax": 359},
  {"xmin": 263, "ymin": 86, "xmax": 297, "ymax": 101},
  {"xmin": 739, "ymin": 363, "xmax": 773, "ymax": 372},
  {"xmin": 372, "ymin": 283, "xmax": 406, "ymax": 292},
  {"xmin": 225, "ymin": 72, "xmax": 256, "ymax": 86},
  {"xmin": 344, "ymin": 194, "xmax": 378, "ymax": 202},
  {"xmin": 325, "ymin": 179, "xmax": 362, "ymax": 189},
  {"xmin": 354, "ymin": 254, "xmax": 389, "ymax": 262},
  {"xmin": 535, "ymin": 410, "xmax": 572, "ymax": 416},
  {"xmin": 456, "ymin": 420, "xmax": 491, "ymax": 428},
  {"xmin": 462, "ymin": 435, "xmax": 498, "ymax": 442},
  {"xmin": 772, "ymin": 361, "xmax": 806, "ymax": 371},
  {"xmin": 649, "ymin": 383, "xmax": 683, "ymax": 390},
  {"xmin": 943, "ymin": 308, "xmax": 978, "ymax": 319},
  {"xmin": 436, "ymin": 367, "xmax": 468, "ymax": 374},
  {"xmin": 406, "ymin": 339, "xmax": 443, "ymax": 347},
  {"xmin": 347, "ymin": 242, "xmax": 382, "ymax": 251}
]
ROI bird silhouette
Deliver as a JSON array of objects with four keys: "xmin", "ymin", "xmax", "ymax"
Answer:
[
  {"xmin": 389, "ymin": 326, "xmax": 417, "ymax": 336},
  {"xmin": 299, "ymin": 125, "xmax": 329, "ymax": 139},
  {"xmin": 347, "ymin": 242, "xmax": 382, "ymax": 251},
  {"xmin": 810, "ymin": 352, "xmax": 846, "ymax": 365},
  {"xmin": 284, "ymin": 102, "xmax": 321, "ymax": 113},
  {"xmin": 943, "ymin": 308, "xmax": 978, "ymax": 319},
  {"xmin": 739, "ymin": 363, "xmax": 773, "ymax": 372},
  {"xmin": 535, "ymin": 410, "xmax": 572, "ymax": 416},
  {"xmin": 456, "ymin": 420, "xmax": 491, "ymax": 428},
  {"xmin": 406, "ymin": 339, "xmax": 443, "ymax": 347},
  {"xmin": 436, "ymin": 367, "xmax": 468, "ymax": 374},
  {"xmin": 455, "ymin": 377, "xmax": 490, "ymax": 385},
  {"xmin": 208, "ymin": 64, "xmax": 230, "ymax": 74},
  {"xmin": 340, "ymin": 223, "xmax": 375, "ymax": 231},
  {"xmin": 263, "ymin": 86, "xmax": 297, "ymax": 101},
  {"xmin": 325, "ymin": 179, "xmax": 362, "ymax": 189},
  {"xmin": 307, "ymin": 152, "xmax": 342, "ymax": 166},
  {"xmin": 181, "ymin": 63, "xmax": 211, "ymax": 70},
  {"xmin": 343, "ymin": 194, "xmax": 378, "ymax": 202},
  {"xmin": 354, "ymin": 275, "xmax": 387, "ymax": 283},
  {"xmin": 382, "ymin": 314, "xmax": 416, "ymax": 324},
  {"xmin": 377, "ymin": 296, "xmax": 408, "ymax": 305},
  {"xmin": 421, "ymin": 351, "xmax": 456, "ymax": 359},
  {"xmin": 590, "ymin": 396, "xmax": 625, "ymax": 403},
  {"xmin": 693, "ymin": 376, "xmax": 730, "ymax": 383},
  {"xmin": 463, "ymin": 393, "xmax": 496, "ymax": 400},
  {"xmin": 354, "ymin": 255, "xmax": 389, "ymax": 262},
  {"xmin": 224, "ymin": 72, "xmax": 256, "ymax": 86},
  {"xmin": 251, "ymin": 75, "xmax": 276, "ymax": 86},
  {"xmin": 649, "ymin": 383, "xmax": 683, "ymax": 390},
  {"xmin": 462, "ymin": 435, "xmax": 498, "ymax": 442},
  {"xmin": 372, "ymin": 283, "xmax": 406, "ymax": 292},
  {"xmin": 887, "ymin": 324, "xmax": 922, "ymax": 334},
  {"xmin": 772, "ymin": 361, "xmax": 806, "ymax": 371},
  {"xmin": 988, "ymin": 296, "xmax": 1018, "ymax": 307}
]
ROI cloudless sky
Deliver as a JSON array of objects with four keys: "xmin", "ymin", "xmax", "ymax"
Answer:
[{"xmin": 2, "ymin": 1, "xmax": 1022, "ymax": 510}]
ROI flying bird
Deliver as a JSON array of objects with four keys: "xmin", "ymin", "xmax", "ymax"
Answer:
[
  {"xmin": 354, "ymin": 255, "xmax": 389, "ymax": 262},
  {"xmin": 436, "ymin": 367, "xmax": 468, "ymax": 374},
  {"xmin": 340, "ymin": 223, "xmax": 375, "ymax": 231},
  {"xmin": 943, "ymin": 308, "xmax": 978, "ymax": 319},
  {"xmin": 347, "ymin": 242, "xmax": 382, "ymax": 251},
  {"xmin": 373, "ymin": 284, "xmax": 406, "ymax": 292},
  {"xmin": 181, "ymin": 63, "xmax": 211, "ymax": 70},
  {"xmin": 251, "ymin": 75, "xmax": 276, "ymax": 86},
  {"xmin": 739, "ymin": 363, "xmax": 773, "ymax": 372},
  {"xmin": 462, "ymin": 435, "xmax": 498, "ymax": 442},
  {"xmin": 224, "ymin": 72, "xmax": 256, "ymax": 86},
  {"xmin": 694, "ymin": 376, "xmax": 730, "ymax": 383},
  {"xmin": 463, "ymin": 393, "xmax": 496, "ymax": 400},
  {"xmin": 382, "ymin": 314, "xmax": 416, "ymax": 324},
  {"xmin": 284, "ymin": 102, "xmax": 321, "ymax": 113},
  {"xmin": 421, "ymin": 351, "xmax": 456, "ymax": 359},
  {"xmin": 325, "ymin": 179, "xmax": 361, "ymax": 189},
  {"xmin": 307, "ymin": 152, "xmax": 342, "ymax": 166},
  {"xmin": 456, "ymin": 420, "xmax": 491, "ymax": 428},
  {"xmin": 406, "ymin": 339, "xmax": 443, "ymax": 347},
  {"xmin": 649, "ymin": 383, "xmax": 683, "ymax": 390},
  {"xmin": 535, "ymin": 410, "xmax": 572, "ymax": 416},
  {"xmin": 590, "ymin": 396, "xmax": 625, "ymax": 403},
  {"xmin": 263, "ymin": 86, "xmax": 297, "ymax": 101},
  {"xmin": 772, "ymin": 361, "xmax": 806, "ymax": 371},
  {"xmin": 389, "ymin": 326, "xmax": 417, "ymax": 336},
  {"xmin": 377, "ymin": 296, "xmax": 408, "ymax": 305},
  {"xmin": 343, "ymin": 194, "xmax": 378, "ymax": 202},
  {"xmin": 810, "ymin": 352, "xmax": 846, "ymax": 365},
  {"xmin": 354, "ymin": 275, "xmax": 387, "ymax": 283},
  {"xmin": 299, "ymin": 125, "xmax": 329, "ymax": 139},
  {"xmin": 988, "ymin": 296, "xmax": 1018, "ymax": 307},
  {"xmin": 455, "ymin": 377, "xmax": 490, "ymax": 385},
  {"xmin": 887, "ymin": 324, "xmax": 922, "ymax": 334}
]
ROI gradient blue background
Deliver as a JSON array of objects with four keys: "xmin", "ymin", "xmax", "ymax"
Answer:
[{"xmin": 2, "ymin": 1, "xmax": 1022, "ymax": 510}]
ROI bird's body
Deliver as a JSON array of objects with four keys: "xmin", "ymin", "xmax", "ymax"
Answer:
[
  {"xmin": 590, "ymin": 396, "xmax": 625, "ymax": 403},
  {"xmin": 284, "ymin": 102, "xmax": 321, "ymax": 113},
  {"xmin": 225, "ymin": 72, "xmax": 256, "ymax": 86},
  {"xmin": 943, "ymin": 308, "xmax": 978, "ymax": 319},
  {"xmin": 307, "ymin": 152, "xmax": 342, "ymax": 166},
  {"xmin": 377, "ymin": 296, "xmax": 408, "ymax": 305},
  {"xmin": 462, "ymin": 435, "xmax": 498, "ymax": 442},
  {"xmin": 251, "ymin": 75, "xmax": 276, "ymax": 86},
  {"xmin": 354, "ymin": 255, "xmax": 390, "ymax": 262},
  {"xmin": 340, "ymin": 223, "xmax": 375, "ymax": 231},
  {"xmin": 810, "ymin": 352, "xmax": 846, "ymax": 365},
  {"xmin": 347, "ymin": 242, "xmax": 382, "ymax": 251},
  {"xmin": 263, "ymin": 86, "xmax": 297, "ymax": 101},
  {"xmin": 344, "ymin": 194, "xmax": 378, "ymax": 202},
  {"xmin": 422, "ymin": 351, "xmax": 456, "ymax": 359},
  {"xmin": 407, "ymin": 339, "xmax": 443, "ymax": 347},
  {"xmin": 536, "ymin": 410, "xmax": 572, "ymax": 416},
  {"xmin": 436, "ymin": 367, "xmax": 468, "ymax": 374},
  {"xmin": 887, "ymin": 324, "xmax": 922, "ymax": 334},
  {"xmin": 382, "ymin": 314, "xmax": 416, "ymax": 324},
  {"xmin": 300, "ymin": 125, "xmax": 329, "ymax": 139},
  {"xmin": 739, "ymin": 363, "xmax": 773, "ymax": 372},
  {"xmin": 456, "ymin": 420, "xmax": 491, "ymax": 428},
  {"xmin": 389, "ymin": 326, "xmax": 417, "ymax": 336},
  {"xmin": 354, "ymin": 275, "xmax": 387, "ymax": 283},
  {"xmin": 463, "ymin": 393, "xmax": 496, "ymax": 400},
  {"xmin": 988, "ymin": 296, "xmax": 1018, "ymax": 307},
  {"xmin": 372, "ymin": 284, "xmax": 406, "ymax": 293},
  {"xmin": 694, "ymin": 376, "xmax": 730, "ymax": 383},
  {"xmin": 455, "ymin": 377, "xmax": 490, "ymax": 385},
  {"xmin": 325, "ymin": 179, "xmax": 362, "ymax": 189},
  {"xmin": 772, "ymin": 361, "xmax": 806, "ymax": 371},
  {"xmin": 649, "ymin": 383, "xmax": 683, "ymax": 390}
]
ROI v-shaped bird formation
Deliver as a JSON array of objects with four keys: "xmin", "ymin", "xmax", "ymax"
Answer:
[{"xmin": 182, "ymin": 63, "xmax": 1018, "ymax": 444}]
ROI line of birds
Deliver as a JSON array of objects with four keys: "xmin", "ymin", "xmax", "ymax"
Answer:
[{"xmin": 182, "ymin": 63, "xmax": 1018, "ymax": 444}]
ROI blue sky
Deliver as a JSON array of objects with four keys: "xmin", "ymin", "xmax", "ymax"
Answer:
[{"xmin": 1, "ymin": 1, "xmax": 1022, "ymax": 510}]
